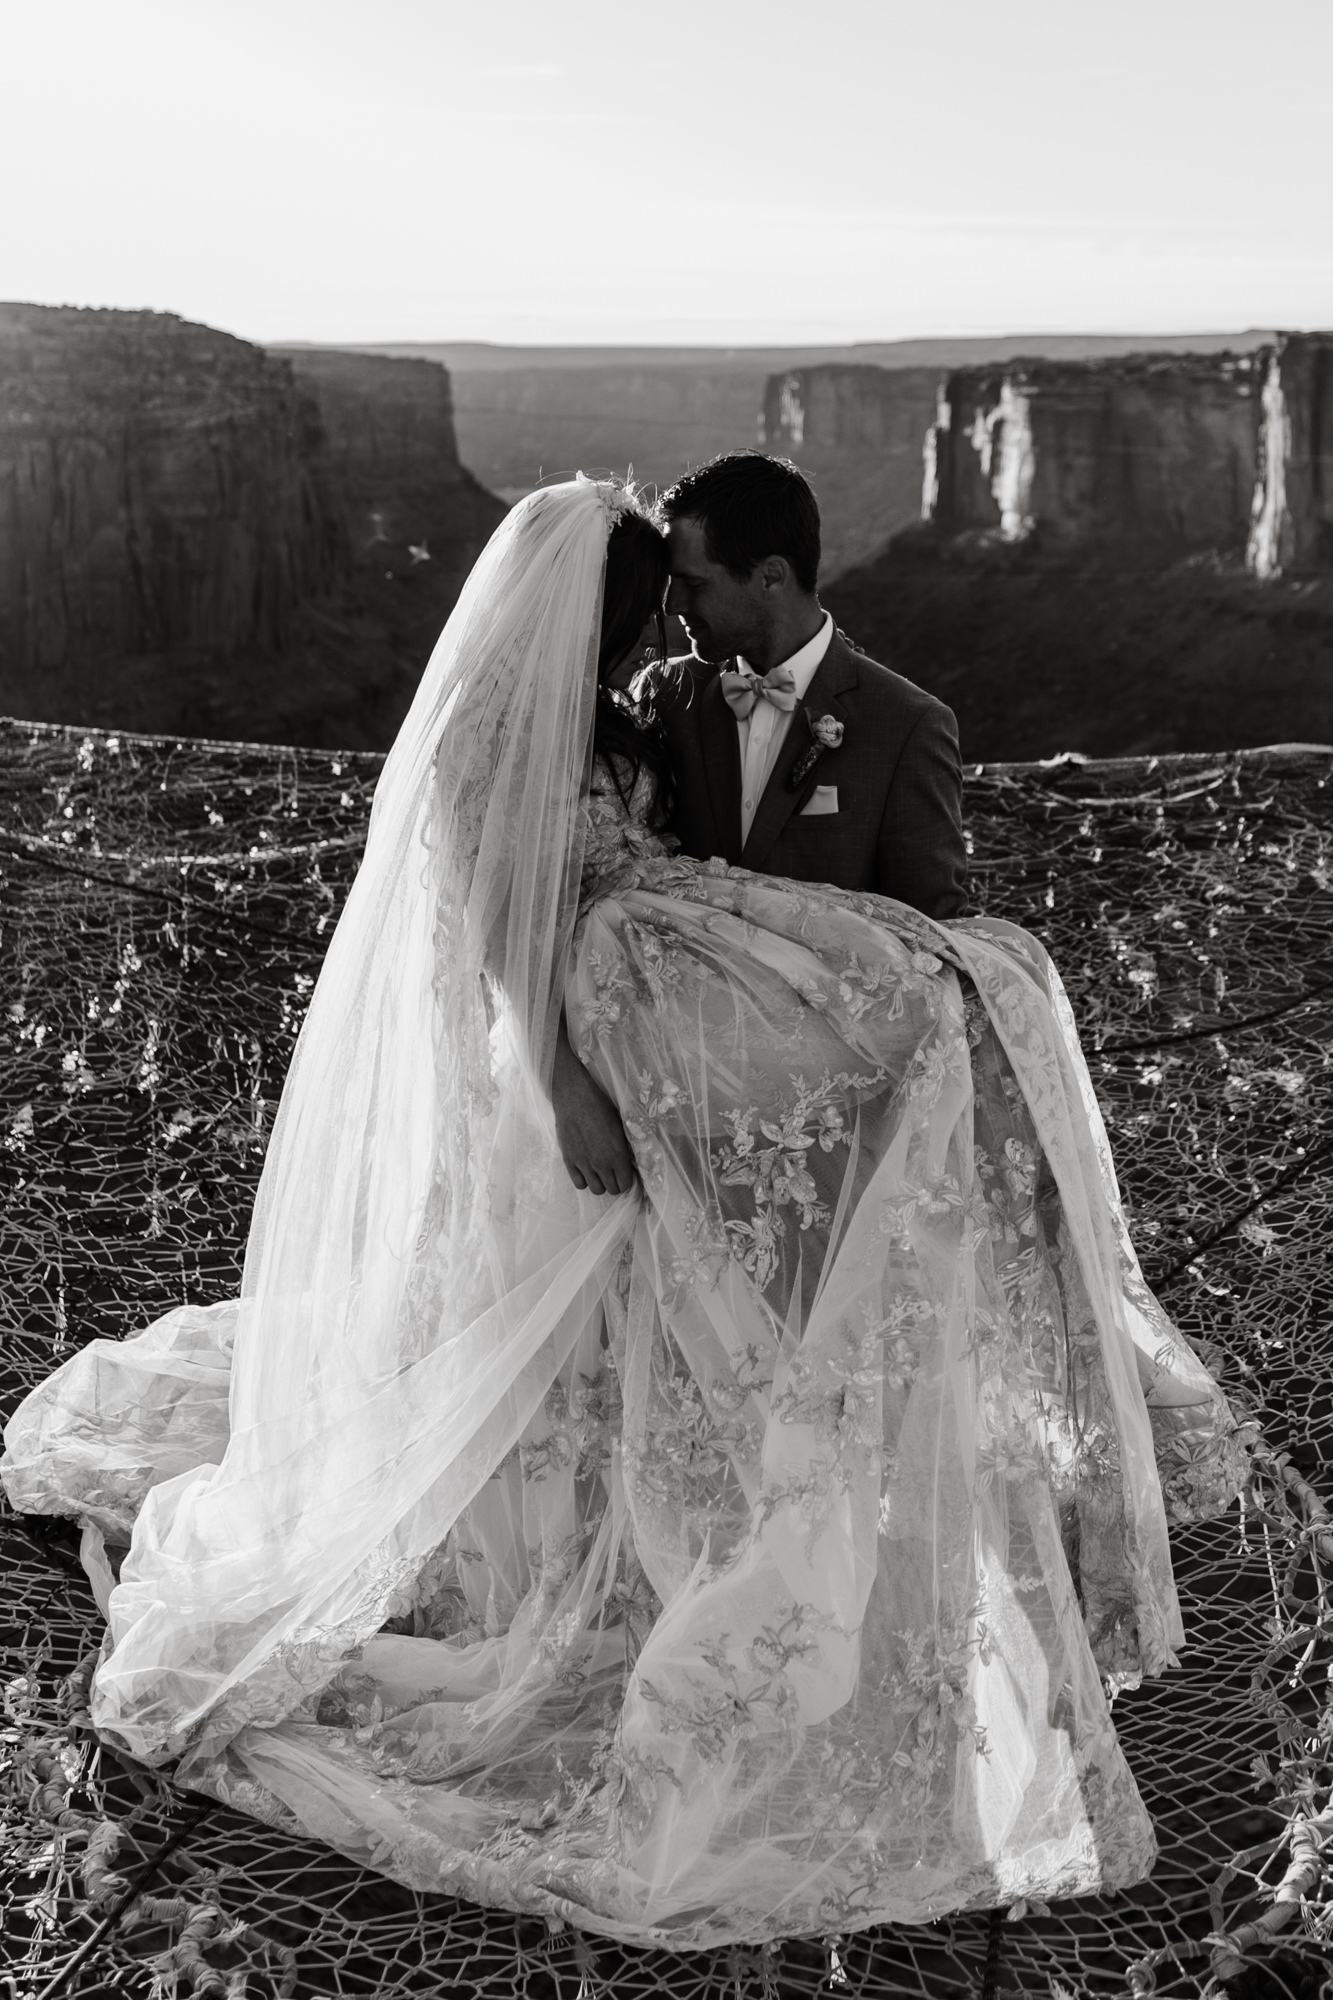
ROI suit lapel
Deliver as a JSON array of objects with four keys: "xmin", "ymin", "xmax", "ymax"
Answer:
[
  {"xmin": 699, "ymin": 670, "xmax": 744, "ymax": 864},
  {"xmin": 740, "ymin": 632, "xmax": 858, "ymax": 872}
]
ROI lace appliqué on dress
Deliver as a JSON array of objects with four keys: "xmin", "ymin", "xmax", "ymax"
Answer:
[{"xmin": 578, "ymin": 754, "xmax": 676, "ymax": 913}]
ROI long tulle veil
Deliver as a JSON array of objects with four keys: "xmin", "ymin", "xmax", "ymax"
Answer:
[{"xmin": 90, "ymin": 477, "xmax": 643, "ymax": 1763}]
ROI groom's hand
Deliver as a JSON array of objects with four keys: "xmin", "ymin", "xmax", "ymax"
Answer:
[{"xmin": 552, "ymin": 1018, "xmax": 638, "ymax": 1198}]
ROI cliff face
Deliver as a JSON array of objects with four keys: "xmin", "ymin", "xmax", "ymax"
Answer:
[
  {"xmin": 273, "ymin": 348, "xmax": 503, "ymax": 561},
  {"xmin": 818, "ymin": 336, "xmax": 1333, "ymax": 760},
  {"xmin": 926, "ymin": 333, "xmax": 1333, "ymax": 572},
  {"xmin": 799, "ymin": 336, "xmax": 1333, "ymax": 760},
  {"xmin": 446, "ymin": 363, "xmax": 767, "ymax": 501},
  {"xmin": 930, "ymin": 351, "xmax": 1263, "ymax": 556},
  {"xmin": 376, "ymin": 333, "xmax": 1269, "ymax": 515},
  {"xmin": 0, "ymin": 304, "xmax": 342, "ymax": 682},
  {"xmin": 765, "ymin": 335, "xmax": 1333, "ymax": 582},
  {"xmin": 371, "ymin": 332, "xmax": 1277, "ymax": 553},
  {"xmin": 760, "ymin": 365, "xmax": 942, "ymax": 579},
  {"xmin": 1262, "ymin": 335, "xmax": 1333, "ymax": 574},
  {"xmin": 0, "ymin": 311, "xmax": 506, "ymax": 747}
]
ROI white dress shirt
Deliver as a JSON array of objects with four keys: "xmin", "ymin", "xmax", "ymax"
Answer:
[{"xmin": 736, "ymin": 612, "xmax": 834, "ymax": 843}]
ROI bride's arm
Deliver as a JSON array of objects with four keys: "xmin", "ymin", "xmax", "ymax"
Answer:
[{"xmin": 552, "ymin": 1007, "xmax": 638, "ymax": 1198}]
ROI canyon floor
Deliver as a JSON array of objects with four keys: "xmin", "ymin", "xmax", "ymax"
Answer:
[
  {"xmin": 29, "ymin": 549, "xmax": 1332, "ymax": 762},
  {"xmin": 19, "ymin": 536, "xmax": 485, "ymax": 752}
]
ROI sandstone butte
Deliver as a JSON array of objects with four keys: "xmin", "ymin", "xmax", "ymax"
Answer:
[
  {"xmin": 769, "ymin": 340, "xmax": 1333, "ymax": 760},
  {"xmin": 0, "ymin": 304, "xmax": 503, "ymax": 749},
  {"xmin": 0, "ymin": 304, "xmax": 1330, "ymax": 759},
  {"xmin": 374, "ymin": 329, "xmax": 1276, "ymax": 510},
  {"xmin": 765, "ymin": 336, "xmax": 1333, "ymax": 580}
]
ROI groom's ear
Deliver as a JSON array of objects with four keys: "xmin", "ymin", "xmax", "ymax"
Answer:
[{"xmin": 757, "ymin": 555, "xmax": 791, "ymax": 594}]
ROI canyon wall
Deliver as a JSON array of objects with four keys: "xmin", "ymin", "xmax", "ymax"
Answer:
[
  {"xmin": 760, "ymin": 365, "xmax": 942, "ymax": 579},
  {"xmin": 0, "ymin": 304, "xmax": 342, "ymax": 682},
  {"xmin": 2, "ymin": 306, "xmax": 1322, "ymax": 755},
  {"xmin": 772, "ymin": 334, "xmax": 1333, "ymax": 583},
  {"xmin": 272, "ymin": 347, "xmax": 503, "ymax": 561},
  {"xmin": 816, "ymin": 337, "xmax": 1333, "ymax": 761},
  {"xmin": 1264, "ymin": 335, "xmax": 1333, "ymax": 573},
  {"xmin": 366, "ymin": 333, "xmax": 1267, "ymax": 511},
  {"xmin": 445, "ymin": 363, "xmax": 768, "ymax": 500},
  {"xmin": 927, "ymin": 333, "xmax": 1333, "ymax": 572},
  {"xmin": 929, "ymin": 351, "xmax": 1262, "ymax": 558},
  {"xmin": 0, "ymin": 310, "xmax": 505, "ymax": 745}
]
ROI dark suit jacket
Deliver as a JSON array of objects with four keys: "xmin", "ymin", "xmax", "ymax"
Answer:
[{"xmin": 658, "ymin": 629, "xmax": 968, "ymax": 920}]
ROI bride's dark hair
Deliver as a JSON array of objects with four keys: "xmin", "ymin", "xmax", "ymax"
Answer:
[{"xmin": 593, "ymin": 499, "xmax": 675, "ymax": 827}]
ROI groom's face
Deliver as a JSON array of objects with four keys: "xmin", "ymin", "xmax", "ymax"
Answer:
[{"xmin": 666, "ymin": 518, "xmax": 766, "ymax": 665}]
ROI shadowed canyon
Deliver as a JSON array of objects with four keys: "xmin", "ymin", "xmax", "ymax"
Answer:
[
  {"xmin": 1, "ymin": 305, "xmax": 1329, "ymax": 758},
  {"xmin": 803, "ymin": 336, "xmax": 1333, "ymax": 757},
  {"xmin": 0, "ymin": 305, "xmax": 502, "ymax": 748}
]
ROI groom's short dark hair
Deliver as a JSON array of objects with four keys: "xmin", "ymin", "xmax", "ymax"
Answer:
[{"xmin": 663, "ymin": 452, "xmax": 821, "ymax": 594}]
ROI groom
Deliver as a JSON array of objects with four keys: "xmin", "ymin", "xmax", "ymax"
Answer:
[
  {"xmin": 554, "ymin": 450, "xmax": 968, "ymax": 1194},
  {"xmin": 658, "ymin": 452, "xmax": 966, "ymax": 912}
]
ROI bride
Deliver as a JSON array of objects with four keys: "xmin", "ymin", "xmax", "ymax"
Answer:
[{"xmin": 2, "ymin": 477, "xmax": 1247, "ymax": 1949}]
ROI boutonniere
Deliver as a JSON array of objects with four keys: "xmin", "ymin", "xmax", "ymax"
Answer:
[{"xmin": 788, "ymin": 708, "xmax": 845, "ymax": 789}]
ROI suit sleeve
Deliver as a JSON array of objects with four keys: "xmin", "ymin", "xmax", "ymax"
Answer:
[{"xmin": 874, "ymin": 700, "xmax": 969, "ymax": 919}]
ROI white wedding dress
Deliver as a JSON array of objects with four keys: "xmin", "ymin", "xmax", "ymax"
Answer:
[{"xmin": 2, "ymin": 481, "xmax": 1247, "ymax": 1949}]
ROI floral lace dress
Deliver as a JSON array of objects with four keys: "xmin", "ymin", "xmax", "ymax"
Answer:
[{"xmin": 2, "ymin": 756, "xmax": 1249, "ymax": 1949}]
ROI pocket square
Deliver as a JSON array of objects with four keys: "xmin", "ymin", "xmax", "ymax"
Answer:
[{"xmin": 799, "ymin": 785, "xmax": 839, "ymax": 817}]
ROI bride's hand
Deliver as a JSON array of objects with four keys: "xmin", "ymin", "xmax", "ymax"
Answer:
[{"xmin": 552, "ymin": 1016, "xmax": 638, "ymax": 1198}]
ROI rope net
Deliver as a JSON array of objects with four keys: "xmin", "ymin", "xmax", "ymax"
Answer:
[{"xmin": 1, "ymin": 718, "xmax": 1330, "ymax": 2000}]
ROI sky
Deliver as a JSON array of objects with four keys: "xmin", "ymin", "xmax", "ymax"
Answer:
[{"xmin": 2, "ymin": 0, "xmax": 1330, "ymax": 349}]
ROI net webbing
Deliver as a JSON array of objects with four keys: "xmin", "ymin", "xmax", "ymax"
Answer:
[{"xmin": 2, "ymin": 720, "xmax": 1330, "ymax": 2000}]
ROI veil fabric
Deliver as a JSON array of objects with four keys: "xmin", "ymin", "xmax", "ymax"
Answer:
[
  {"xmin": 45, "ymin": 479, "xmax": 637, "ymax": 1757},
  {"xmin": 2, "ymin": 481, "xmax": 1249, "ymax": 1947}
]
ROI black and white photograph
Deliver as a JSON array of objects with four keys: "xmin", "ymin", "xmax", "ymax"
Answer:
[{"xmin": 1, "ymin": 4, "xmax": 1331, "ymax": 1996}]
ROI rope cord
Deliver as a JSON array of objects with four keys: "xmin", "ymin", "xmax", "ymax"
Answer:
[{"xmin": 3, "ymin": 722, "xmax": 1330, "ymax": 2000}]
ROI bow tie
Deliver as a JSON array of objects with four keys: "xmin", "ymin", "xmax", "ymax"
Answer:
[{"xmin": 719, "ymin": 664, "xmax": 799, "ymax": 718}]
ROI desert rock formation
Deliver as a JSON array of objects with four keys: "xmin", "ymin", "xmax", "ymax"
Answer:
[
  {"xmin": 1259, "ymin": 335, "xmax": 1333, "ymax": 575},
  {"xmin": 358, "ymin": 333, "xmax": 1270, "ymax": 510},
  {"xmin": 1, "ymin": 306, "xmax": 1324, "ymax": 758},
  {"xmin": 0, "ymin": 304, "xmax": 341, "ymax": 685},
  {"xmin": 0, "ymin": 308, "xmax": 504, "ymax": 745},
  {"xmin": 761, "ymin": 365, "xmax": 943, "ymax": 578},
  {"xmin": 816, "ymin": 336, "xmax": 1333, "ymax": 760},
  {"xmin": 773, "ymin": 334, "xmax": 1332, "ymax": 583},
  {"xmin": 447, "ymin": 361, "xmax": 769, "ymax": 501},
  {"xmin": 927, "ymin": 335, "xmax": 1333, "ymax": 574},
  {"xmin": 271, "ymin": 346, "xmax": 501, "ymax": 565}
]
